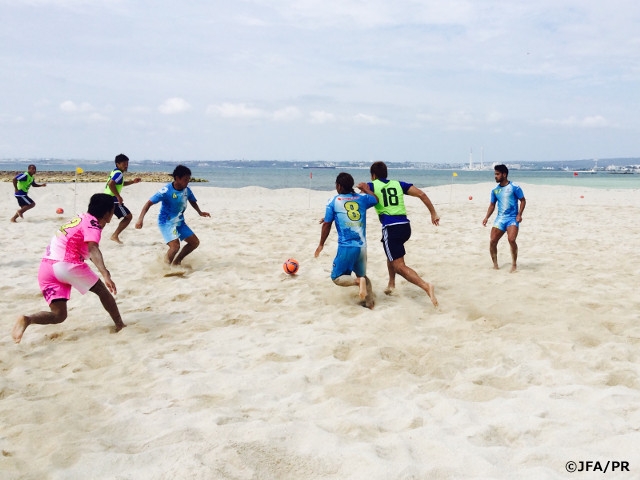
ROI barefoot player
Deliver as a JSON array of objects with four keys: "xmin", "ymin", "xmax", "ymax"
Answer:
[
  {"xmin": 135, "ymin": 165, "xmax": 210, "ymax": 266},
  {"xmin": 104, "ymin": 153, "xmax": 141, "ymax": 243},
  {"xmin": 482, "ymin": 164, "xmax": 526, "ymax": 273},
  {"xmin": 315, "ymin": 172, "xmax": 378, "ymax": 309},
  {"xmin": 10, "ymin": 164, "xmax": 46, "ymax": 222},
  {"xmin": 12, "ymin": 193, "xmax": 126, "ymax": 343},
  {"xmin": 367, "ymin": 161, "xmax": 440, "ymax": 307}
]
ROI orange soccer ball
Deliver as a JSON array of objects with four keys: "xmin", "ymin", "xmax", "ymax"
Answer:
[
  {"xmin": 56, "ymin": 208, "xmax": 64, "ymax": 214},
  {"xmin": 283, "ymin": 258, "xmax": 299, "ymax": 275}
]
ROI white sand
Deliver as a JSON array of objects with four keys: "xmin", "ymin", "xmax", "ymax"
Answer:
[{"xmin": 2, "ymin": 180, "xmax": 640, "ymax": 479}]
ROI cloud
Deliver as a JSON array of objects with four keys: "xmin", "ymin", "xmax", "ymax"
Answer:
[
  {"xmin": 59, "ymin": 101, "xmax": 93, "ymax": 113},
  {"xmin": 158, "ymin": 98, "xmax": 192, "ymax": 115},
  {"xmin": 272, "ymin": 106, "xmax": 301, "ymax": 121},
  {"xmin": 540, "ymin": 115, "xmax": 612, "ymax": 128},
  {"xmin": 207, "ymin": 102, "xmax": 267, "ymax": 119},
  {"xmin": 0, "ymin": 114, "xmax": 26, "ymax": 125},
  {"xmin": 309, "ymin": 111, "xmax": 336, "ymax": 124}
]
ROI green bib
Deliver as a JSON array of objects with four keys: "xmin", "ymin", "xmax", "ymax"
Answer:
[
  {"xmin": 372, "ymin": 179, "xmax": 406, "ymax": 216},
  {"xmin": 104, "ymin": 169, "xmax": 124, "ymax": 196},
  {"xmin": 16, "ymin": 172, "xmax": 34, "ymax": 193}
]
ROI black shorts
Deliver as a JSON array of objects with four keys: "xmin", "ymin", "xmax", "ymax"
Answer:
[
  {"xmin": 16, "ymin": 195, "xmax": 34, "ymax": 207},
  {"xmin": 381, "ymin": 222, "xmax": 411, "ymax": 262},
  {"xmin": 113, "ymin": 202, "xmax": 132, "ymax": 219}
]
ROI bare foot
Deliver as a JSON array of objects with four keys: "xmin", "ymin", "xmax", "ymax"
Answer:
[
  {"xmin": 384, "ymin": 286, "xmax": 395, "ymax": 295},
  {"xmin": 364, "ymin": 277, "xmax": 375, "ymax": 309},
  {"xmin": 426, "ymin": 283, "xmax": 438, "ymax": 307},
  {"xmin": 510, "ymin": 264, "xmax": 517, "ymax": 273},
  {"xmin": 114, "ymin": 322, "xmax": 127, "ymax": 333},
  {"xmin": 10, "ymin": 216, "xmax": 17, "ymax": 223},
  {"xmin": 493, "ymin": 264, "xmax": 500, "ymax": 270},
  {"xmin": 110, "ymin": 234, "xmax": 123, "ymax": 244},
  {"xmin": 358, "ymin": 277, "xmax": 367, "ymax": 300},
  {"xmin": 12, "ymin": 316, "xmax": 30, "ymax": 343}
]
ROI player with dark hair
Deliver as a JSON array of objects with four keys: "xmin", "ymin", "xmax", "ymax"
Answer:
[
  {"xmin": 315, "ymin": 172, "xmax": 378, "ymax": 308},
  {"xmin": 482, "ymin": 164, "xmax": 526, "ymax": 272},
  {"xmin": 12, "ymin": 193, "xmax": 125, "ymax": 343},
  {"xmin": 368, "ymin": 161, "xmax": 440, "ymax": 307},
  {"xmin": 10, "ymin": 164, "xmax": 47, "ymax": 222},
  {"xmin": 135, "ymin": 165, "xmax": 210, "ymax": 266},
  {"xmin": 104, "ymin": 153, "xmax": 141, "ymax": 243}
]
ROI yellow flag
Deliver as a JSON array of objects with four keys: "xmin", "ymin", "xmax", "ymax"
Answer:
[
  {"xmin": 452, "ymin": 172, "xmax": 458, "ymax": 177},
  {"xmin": 76, "ymin": 167, "xmax": 84, "ymax": 174}
]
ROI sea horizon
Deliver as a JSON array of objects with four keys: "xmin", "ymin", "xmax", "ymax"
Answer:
[{"xmin": 2, "ymin": 158, "xmax": 640, "ymax": 191}]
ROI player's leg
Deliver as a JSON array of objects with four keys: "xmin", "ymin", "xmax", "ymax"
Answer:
[
  {"xmin": 381, "ymin": 227, "xmax": 398, "ymax": 294},
  {"xmin": 111, "ymin": 205, "xmax": 132, "ymax": 243},
  {"xmin": 506, "ymin": 225, "xmax": 519, "ymax": 272},
  {"xmin": 11, "ymin": 197, "xmax": 34, "ymax": 222},
  {"xmin": 173, "ymin": 234, "xmax": 200, "ymax": 265},
  {"xmin": 89, "ymin": 279, "xmax": 126, "ymax": 331},
  {"xmin": 489, "ymin": 227, "xmax": 506, "ymax": 269},
  {"xmin": 12, "ymin": 300, "xmax": 68, "ymax": 343},
  {"xmin": 390, "ymin": 256, "xmax": 438, "ymax": 307}
]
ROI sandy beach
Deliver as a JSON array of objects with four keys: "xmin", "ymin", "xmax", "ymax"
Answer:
[{"xmin": 2, "ymin": 180, "xmax": 640, "ymax": 479}]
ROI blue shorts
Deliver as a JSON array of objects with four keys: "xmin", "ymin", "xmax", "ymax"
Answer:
[
  {"xmin": 493, "ymin": 216, "xmax": 519, "ymax": 231},
  {"xmin": 331, "ymin": 246, "xmax": 367, "ymax": 280},
  {"xmin": 159, "ymin": 222, "xmax": 194, "ymax": 244},
  {"xmin": 381, "ymin": 222, "xmax": 411, "ymax": 262}
]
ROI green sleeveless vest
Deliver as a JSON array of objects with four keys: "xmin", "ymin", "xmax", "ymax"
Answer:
[
  {"xmin": 372, "ymin": 179, "xmax": 406, "ymax": 216},
  {"xmin": 104, "ymin": 169, "xmax": 124, "ymax": 196},
  {"xmin": 16, "ymin": 172, "xmax": 34, "ymax": 193}
]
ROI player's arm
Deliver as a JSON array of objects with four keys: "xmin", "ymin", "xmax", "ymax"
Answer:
[
  {"xmin": 407, "ymin": 185, "xmax": 439, "ymax": 226},
  {"xmin": 33, "ymin": 180, "xmax": 47, "ymax": 187},
  {"xmin": 12, "ymin": 175, "xmax": 19, "ymax": 192},
  {"xmin": 135, "ymin": 200, "xmax": 154, "ymax": 229},
  {"xmin": 357, "ymin": 182, "xmax": 378, "ymax": 203},
  {"xmin": 124, "ymin": 178, "xmax": 141, "ymax": 186},
  {"xmin": 315, "ymin": 221, "xmax": 332, "ymax": 257},
  {"xmin": 88, "ymin": 242, "xmax": 116, "ymax": 294},
  {"xmin": 516, "ymin": 197, "xmax": 526, "ymax": 222},
  {"xmin": 189, "ymin": 199, "xmax": 210, "ymax": 217},
  {"xmin": 483, "ymin": 202, "xmax": 496, "ymax": 226}
]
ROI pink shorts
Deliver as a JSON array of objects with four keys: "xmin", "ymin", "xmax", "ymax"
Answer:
[{"xmin": 38, "ymin": 259, "xmax": 99, "ymax": 305}]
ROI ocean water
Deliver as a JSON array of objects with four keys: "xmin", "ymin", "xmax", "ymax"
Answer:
[{"xmin": 2, "ymin": 160, "xmax": 639, "ymax": 191}]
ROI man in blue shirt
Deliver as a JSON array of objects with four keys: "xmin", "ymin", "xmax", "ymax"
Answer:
[
  {"xmin": 135, "ymin": 165, "xmax": 210, "ymax": 266},
  {"xmin": 482, "ymin": 164, "xmax": 526, "ymax": 272},
  {"xmin": 315, "ymin": 172, "xmax": 378, "ymax": 308}
]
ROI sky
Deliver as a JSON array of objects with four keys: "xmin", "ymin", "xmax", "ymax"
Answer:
[{"xmin": 1, "ymin": 0, "xmax": 640, "ymax": 164}]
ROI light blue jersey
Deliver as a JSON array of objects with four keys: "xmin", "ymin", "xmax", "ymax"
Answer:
[
  {"xmin": 149, "ymin": 182, "xmax": 197, "ymax": 227},
  {"xmin": 324, "ymin": 192, "xmax": 378, "ymax": 247},
  {"xmin": 490, "ymin": 182, "xmax": 525, "ymax": 218}
]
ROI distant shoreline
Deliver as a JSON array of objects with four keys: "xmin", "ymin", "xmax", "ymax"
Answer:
[{"xmin": 0, "ymin": 171, "xmax": 208, "ymax": 183}]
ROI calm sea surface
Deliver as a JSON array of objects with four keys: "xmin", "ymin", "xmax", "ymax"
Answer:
[{"xmin": 2, "ymin": 160, "xmax": 640, "ymax": 191}]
